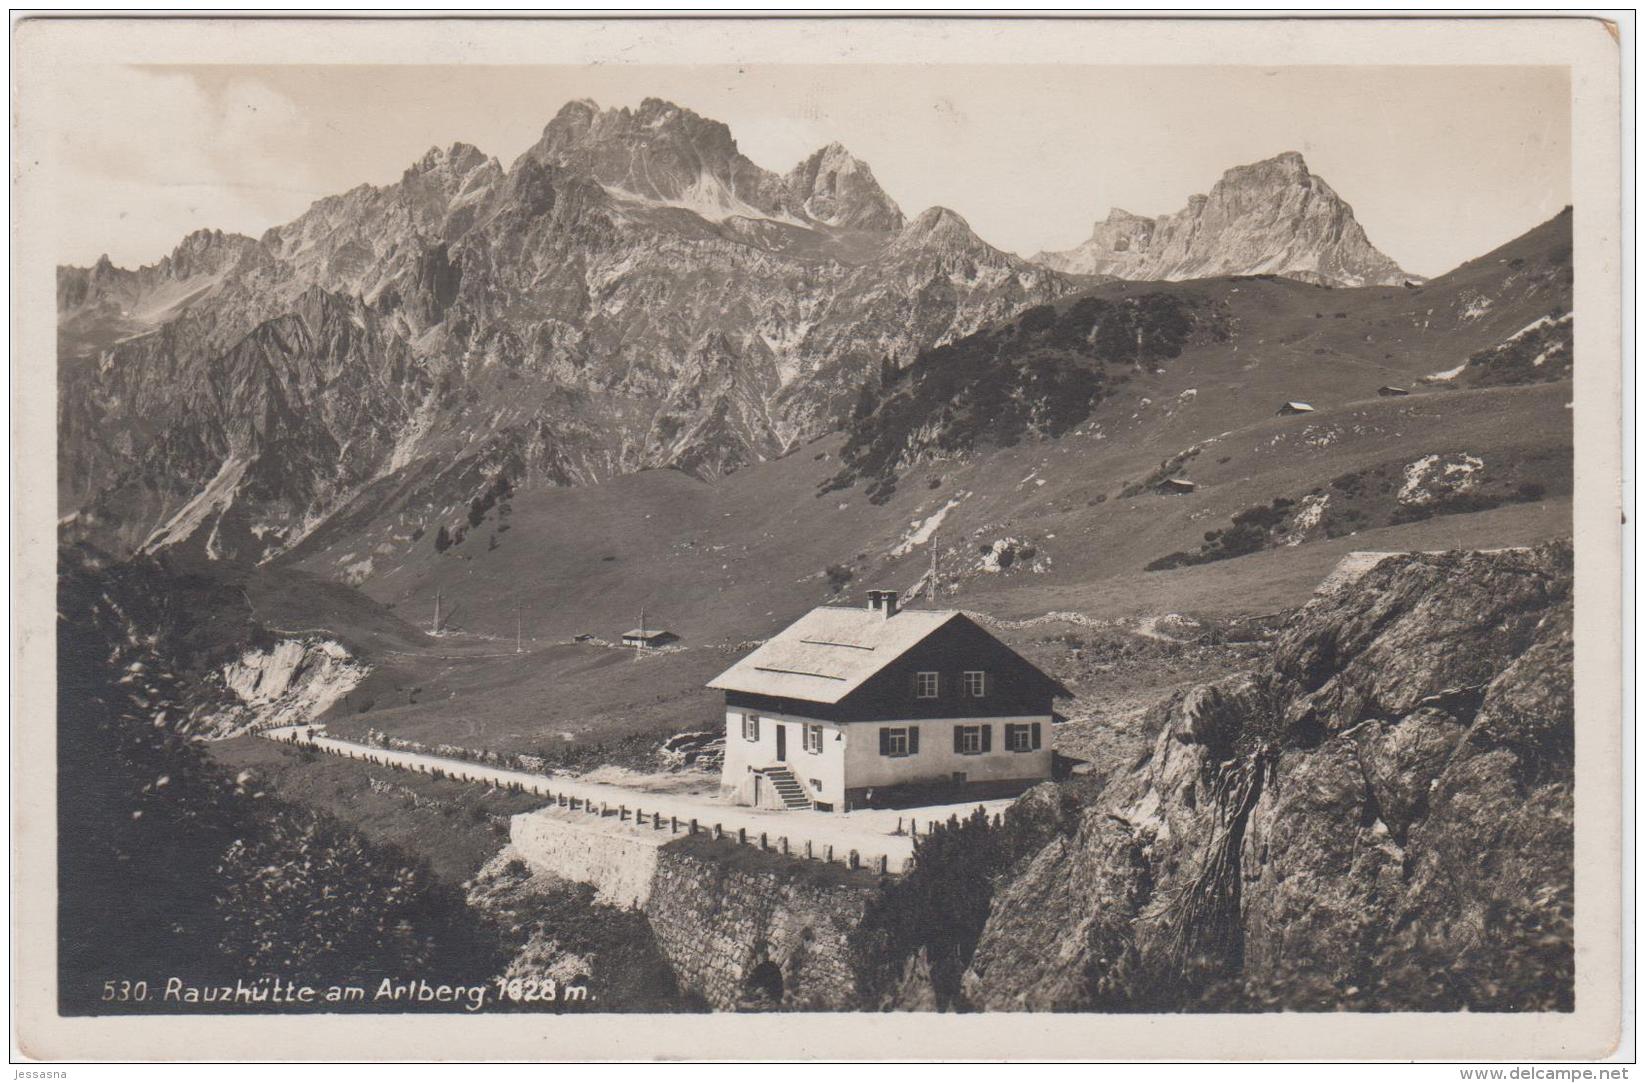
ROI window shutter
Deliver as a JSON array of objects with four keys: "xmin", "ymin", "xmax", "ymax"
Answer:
[
  {"xmin": 879, "ymin": 727, "xmax": 891, "ymax": 756},
  {"xmin": 1031, "ymin": 722, "xmax": 1042, "ymax": 750},
  {"xmin": 953, "ymin": 726, "xmax": 964, "ymax": 753},
  {"xmin": 908, "ymin": 726, "xmax": 920, "ymax": 754},
  {"xmin": 981, "ymin": 724, "xmax": 992, "ymax": 753}
]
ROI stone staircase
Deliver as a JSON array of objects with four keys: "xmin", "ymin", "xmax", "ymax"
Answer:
[{"xmin": 760, "ymin": 766, "xmax": 813, "ymax": 811}]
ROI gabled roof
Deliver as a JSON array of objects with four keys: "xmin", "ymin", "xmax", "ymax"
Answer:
[
  {"xmin": 708, "ymin": 606, "xmax": 963, "ymax": 704},
  {"xmin": 623, "ymin": 628, "xmax": 673, "ymax": 639},
  {"xmin": 1281, "ymin": 400, "xmax": 1316, "ymax": 411}
]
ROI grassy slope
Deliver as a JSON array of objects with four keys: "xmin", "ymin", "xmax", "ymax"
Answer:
[
  {"xmin": 261, "ymin": 211, "xmax": 1573, "ymax": 758},
  {"xmin": 209, "ymin": 736, "xmax": 542, "ymax": 883}
]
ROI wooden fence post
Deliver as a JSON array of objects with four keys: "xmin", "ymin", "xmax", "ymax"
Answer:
[
  {"xmin": 876, "ymin": 855, "xmax": 888, "ymax": 874},
  {"xmin": 737, "ymin": 828, "xmax": 747, "ymax": 845},
  {"xmin": 848, "ymin": 850, "xmax": 860, "ymax": 870},
  {"xmin": 804, "ymin": 840, "xmax": 813, "ymax": 859}
]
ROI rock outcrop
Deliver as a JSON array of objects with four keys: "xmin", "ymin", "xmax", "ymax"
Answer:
[
  {"xmin": 1033, "ymin": 151, "xmax": 1411, "ymax": 287},
  {"xmin": 958, "ymin": 543, "xmax": 1573, "ymax": 1012}
]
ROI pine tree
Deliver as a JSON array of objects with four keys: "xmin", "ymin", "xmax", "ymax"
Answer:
[{"xmin": 434, "ymin": 524, "xmax": 452, "ymax": 553}]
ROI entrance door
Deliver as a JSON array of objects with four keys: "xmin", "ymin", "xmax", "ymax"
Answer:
[{"xmin": 775, "ymin": 724, "xmax": 788, "ymax": 762}]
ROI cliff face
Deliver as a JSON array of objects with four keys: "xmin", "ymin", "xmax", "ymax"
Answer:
[
  {"xmin": 958, "ymin": 543, "xmax": 1573, "ymax": 1012},
  {"xmin": 1033, "ymin": 152, "xmax": 1411, "ymax": 287}
]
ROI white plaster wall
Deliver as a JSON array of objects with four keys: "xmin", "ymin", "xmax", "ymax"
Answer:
[
  {"xmin": 510, "ymin": 809, "xmax": 673, "ymax": 908},
  {"xmin": 722, "ymin": 709, "xmax": 1052, "ymax": 805},
  {"xmin": 840, "ymin": 716, "xmax": 1054, "ymax": 791},
  {"xmin": 720, "ymin": 708, "xmax": 848, "ymax": 808}
]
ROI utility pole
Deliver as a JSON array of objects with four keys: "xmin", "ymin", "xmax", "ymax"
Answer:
[
  {"xmin": 928, "ymin": 533, "xmax": 938, "ymax": 604},
  {"xmin": 432, "ymin": 588, "xmax": 442, "ymax": 637},
  {"xmin": 515, "ymin": 602, "xmax": 522, "ymax": 654},
  {"xmin": 635, "ymin": 606, "xmax": 645, "ymax": 661}
]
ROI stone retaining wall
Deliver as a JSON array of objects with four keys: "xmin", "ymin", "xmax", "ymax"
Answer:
[
  {"xmin": 643, "ymin": 836, "xmax": 883, "ymax": 1011},
  {"xmin": 510, "ymin": 809, "xmax": 674, "ymax": 908}
]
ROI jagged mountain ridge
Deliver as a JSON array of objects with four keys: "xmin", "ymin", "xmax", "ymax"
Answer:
[
  {"xmin": 59, "ymin": 103, "xmax": 1424, "ymax": 566},
  {"xmin": 58, "ymin": 97, "xmax": 1071, "ymax": 561},
  {"xmin": 1033, "ymin": 151, "xmax": 1411, "ymax": 287}
]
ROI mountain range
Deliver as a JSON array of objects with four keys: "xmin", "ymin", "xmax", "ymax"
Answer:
[{"xmin": 60, "ymin": 98, "xmax": 1415, "ymax": 565}]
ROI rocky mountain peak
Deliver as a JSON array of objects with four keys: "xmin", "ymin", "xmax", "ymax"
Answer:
[
  {"xmin": 159, "ymin": 228, "xmax": 260, "ymax": 279},
  {"xmin": 783, "ymin": 142, "xmax": 904, "ymax": 232},
  {"xmin": 526, "ymin": 96, "xmax": 787, "ymax": 222},
  {"xmin": 1033, "ymin": 152, "xmax": 1408, "ymax": 287},
  {"xmin": 898, "ymin": 206, "xmax": 975, "ymax": 245},
  {"xmin": 1210, "ymin": 150, "xmax": 1330, "ymax": 208},
  {"xmin": 408, "ymin": 142, "xmax": 490, "ymax": 177}
]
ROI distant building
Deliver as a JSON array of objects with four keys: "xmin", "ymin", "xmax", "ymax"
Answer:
[
  {"xmin": 1159, "ymin": 477, "xmax": 1197, "ymax": 494},
  {"xmin": 1277, "ymin": 401, "xmax": 1316, "ymax": 415},
  {"xmin": 708, "ymin": 590, "xmax": 1067, "ymax": 812},
  {"xmin": 621, "ymin": 627, "xmax": 677, "ymax": 649},
  {"xmin": 1377, "ymin": 385, "xmax": 1410, "ymax": 397}
]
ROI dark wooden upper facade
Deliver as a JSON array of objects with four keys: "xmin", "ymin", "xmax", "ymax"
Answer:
[{"xmin": 724, "ymin": 613, "xmax": 1065, "ymax": 724}]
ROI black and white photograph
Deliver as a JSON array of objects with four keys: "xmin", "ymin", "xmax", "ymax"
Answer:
[{"xmin": 11, "ymin": 12, "xmax": 1628, "ymax": 1064}]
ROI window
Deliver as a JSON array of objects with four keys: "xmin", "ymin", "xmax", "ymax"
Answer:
[
  {"xmin": 879, "ymin": 725, "xmax": 919, "ymax": 757},
  {"xmin": 1005, "ymin": 722, "xmax": 1043, "ymax": 753},
  {"xmin": 803, "ymin": 724, "xmax": 824, "ymax": 754},
  {"xmin": 963, "ymin": 671, "xmax": 987, "ymax": 697},
  {"xmin": 915, "ymin": 671, "xmax": 939, "ymax": 699},
  {"xmin": 954, "ymin": 724, "xmax": 991, "ymax": 755},
  {"xmin": 742, "ymin": 714, "xmax": 760, "ymax": 742}
]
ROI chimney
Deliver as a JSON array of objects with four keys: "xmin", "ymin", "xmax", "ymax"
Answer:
[{"xmin": 866, "ymin": 590, "xmax": 899, "ymax": 618}]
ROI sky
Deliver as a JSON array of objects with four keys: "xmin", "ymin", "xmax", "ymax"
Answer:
[{"xmin": 49, "ymin": 64, "xmax": 1571, "ymax": 278}]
